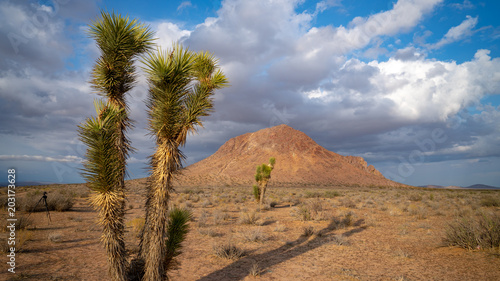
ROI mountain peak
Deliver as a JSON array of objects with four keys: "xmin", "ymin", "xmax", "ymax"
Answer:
[{"xmin": 174, "ymin": 125, "xmax": 403, "ymax": 187}]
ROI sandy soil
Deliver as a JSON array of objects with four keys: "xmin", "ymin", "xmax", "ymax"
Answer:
[{"xmin": 1, "ymin": 184, "xmax": 499, "ymax": 281}]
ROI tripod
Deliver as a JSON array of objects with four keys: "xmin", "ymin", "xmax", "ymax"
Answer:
[{"xmin": 27, "ymin": 192, "xmax": 51, "ymax": 223}]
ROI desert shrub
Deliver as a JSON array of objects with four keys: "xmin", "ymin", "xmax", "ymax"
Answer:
[
  {"xmin": 292, "ymin": 205, "xmax": 311, "ymax": 221},
  {"xmin": 444, "ymin": 212, "xmax": 500, "ymax": 250},
  {"xmin": 241, "ymin": 228, "xmax": 267, "ymax": 242},
  {"xmin": 340, "ymin": 198, "xmax": 357, "ymax": 208},
  {"xmin": 213, "ymin": 241, "xmax": 245, "ymax": 259},
  {"xmin": 1, "ymin": 230, "xmax": 33, "ymax": 253},
  {"xmin": 238, "ymin": 210, "xmax": 259, "ymax": 225},
  {"xmin": 329, "ymin": 211, "xmax": 355, "ymax": 230},
  {"xmin": 21, "ymin": 191, "xmax": 74, "ymax": 212},
  {"xmin": 213, "ymin": 210, "xmax": 230, "ymax": 225},
  {"xmin": 197, "ymin": 211, "xmax": 209, "ymax": 227},
  {"xmin": 16, "ymin": 216, "xmax": 33, "ymax": 231},
  {"xmin": 480, "ymin": 196, "xmax": 500, "ymax": 207},
  {"xmin": 301, "ymin": 226, "xmax": 315, "ymax": 237},
  {"xmin": 261, "ymin": 200, "xmax": 272, "ymax": 211},
  {"xmin": 409, "ymin": 193, "xmax": 423, "ymax": 202},
  {"xmin": 341, "ymin": 211, "xmax": 354, "ymax": 227},
  {"xmin": 48, "ymin": 192, "xmax": 74, "ymax": 211},
  {"xmin": 408, "ymin": 204, "xmax": 427, "ymax": 220},
  {"xmin": 304, "ymin": 191, "xmax": 321, "ymax": 198},
  {"xmin": 324, "ymin": 191, "xmax": 342, "ymax": 198}
]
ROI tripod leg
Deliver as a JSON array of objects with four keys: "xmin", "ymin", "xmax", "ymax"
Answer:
[
  {"xmin": 43, "ymin": 198, "xmax": 52, "ymax": 222},
  {"xmin": 26, "ymin": 197, "xmax": 44, "ymax": 220}
]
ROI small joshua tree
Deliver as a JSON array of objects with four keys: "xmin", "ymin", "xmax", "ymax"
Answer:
[{"xmin": 254, "ymin": 157, "xmax": 276, "ymax": 210}]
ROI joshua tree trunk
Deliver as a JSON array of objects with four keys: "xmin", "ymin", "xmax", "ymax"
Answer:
[
  {"xmin": 142, "ymin": 143, "xmax": 180, "ymax": 280},
  {"xmin": 259, "ymin": 180, "xmax": 268, "ymax": 210},
  {"xmin": 94, "ymin": 191, "xmax": 127, "ymax": 281}
]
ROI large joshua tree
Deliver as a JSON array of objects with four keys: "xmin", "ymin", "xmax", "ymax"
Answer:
[
  {"xmin": 255, "ymin": 157, "xmax": 276, "ymax": 210},
  {"xmin": 78, "ymin": 101, "xmax": 127, "ymax": 280},
  {"xmin": 140, "ymin": 45, "xmax": 228, "ymax": 280},
  {"xmin": 80, "ymin": 11, "xmax": 154, "ymax": 281}
]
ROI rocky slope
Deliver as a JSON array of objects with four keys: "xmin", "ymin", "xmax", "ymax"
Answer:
[{"xmin": 174, "ymin": 124, "xmax": 403, "ymax": 187}]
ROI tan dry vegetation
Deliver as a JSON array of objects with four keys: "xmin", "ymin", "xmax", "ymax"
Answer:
[{"xmin": 1, "ymin": 182, "xmax": 499, "ymax": 281}]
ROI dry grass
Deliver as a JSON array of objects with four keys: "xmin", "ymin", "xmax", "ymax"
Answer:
[
  {"xmin": 238, "ymin": 210, "xmax": 259, "ymax": 225},
  {"xmin": 213, "ymin": 241, "xmax": 245, "ymax": 259}
]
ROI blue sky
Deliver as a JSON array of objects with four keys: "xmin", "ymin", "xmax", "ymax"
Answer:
[{"xmin": 1, "ymin": 0, "xmax": 500, "ymax": 187}]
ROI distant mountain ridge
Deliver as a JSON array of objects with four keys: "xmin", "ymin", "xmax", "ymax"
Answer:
[
  {"xmin": 420, "ymin": 184, "xmax": 500, "ymax": 190},
  {"xmin": 173, "ymin": 124, "xmax": 405, "ymax": 187}
]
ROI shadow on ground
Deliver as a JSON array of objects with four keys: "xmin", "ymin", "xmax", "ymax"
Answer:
[{"xmin": 197, "ymin": 219, "xmax": 366, "ymax": 281}]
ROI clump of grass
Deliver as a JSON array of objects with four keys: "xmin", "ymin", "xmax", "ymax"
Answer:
[
  {"xmin": 330, "ymin": 234, "xmax": 349, "ymax": 246},
  {"xmin": 197, "ymin": 211, "xmax": 209, "ymax": 228},
  {"xmin": 201, "ymin": 199, "xmax": 213, "ymax": 208},
  {"xmin": 238, "ymin": 210, "xmax": 259, "ymax": 225},
  {"xmin": 213, "ymin": 241, "xmax": 245, "ymax": 259},
  {"xmin": 213, "ymin": 210, "xmax": 230, "ymax": 225},
  {"xmin": 444, "ymin": 212, "xmax": 500, "ymax": 250},
  {"xmin": 249, "ymin": 261, "xmax": 261, "ymax": 277},
  {"xmin": 241, "ymin": 228, "xmax": 267, "ymax": 242},
  {"xmin": 301, "ymin": 226, "xmax": 315, "ymax": 237},
  {"xmin": 48, "ymin": 232, "xmax": 63, "ymax": 243}
]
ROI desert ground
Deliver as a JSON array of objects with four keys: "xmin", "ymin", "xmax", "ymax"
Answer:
[{"xmin": 1, "ymin": 181, "xmax": 500, "ymax": 281}]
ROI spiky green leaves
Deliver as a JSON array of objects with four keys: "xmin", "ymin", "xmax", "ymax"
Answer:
[
  {"xmin": 255, "ymin": 157, "xmax": 275, "ymax": 183},
  {"xmin": 89, "ymin": 10, "xmax": 155, "ymax": 105},
  {"xmin": 142, "ymin": 44, "xmax": 229, "ymax": 147},
  {"xmin": 164, "ymin": 208, "xmax": 192, "ymax": 274},
  {"xmin": 78, "ymin": 100, "xmax": 128, "ymax": 281},
  {"xmin": 79, "ymin": 100, "xmax": 124, "ymax": 194}
]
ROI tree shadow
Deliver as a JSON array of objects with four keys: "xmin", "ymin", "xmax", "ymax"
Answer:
[{"xmin": 197, "ymin": 220, "xmax": 367, "ymax": 281}]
